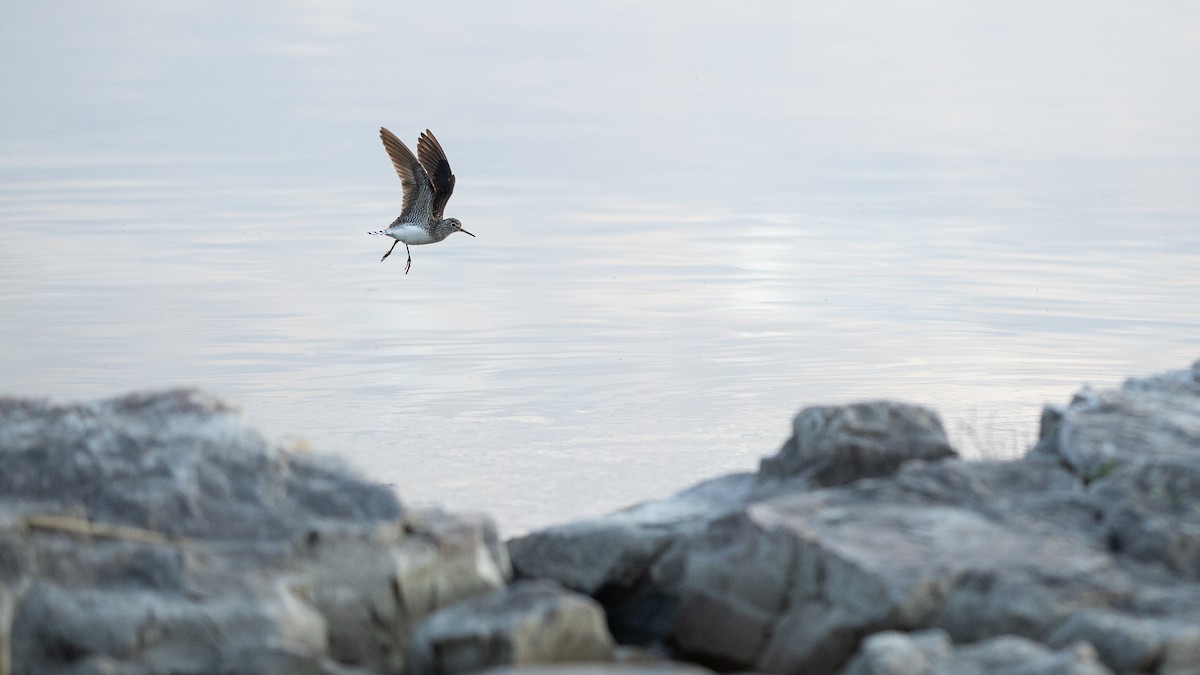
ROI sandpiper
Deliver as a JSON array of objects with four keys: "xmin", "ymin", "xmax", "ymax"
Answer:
[{"xmin": 369, "ymin": 128, "xmax": 473, "ymax": 274}]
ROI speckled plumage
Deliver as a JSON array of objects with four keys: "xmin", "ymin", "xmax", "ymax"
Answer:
[{"xmin": 369, "ymin": 128, "xmax": 473, "ymax": 274}]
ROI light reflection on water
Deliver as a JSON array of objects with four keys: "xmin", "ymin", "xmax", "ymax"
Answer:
[{"xmin": 2, "ymin": 3, "xmax": 1199, "ymax": 533}]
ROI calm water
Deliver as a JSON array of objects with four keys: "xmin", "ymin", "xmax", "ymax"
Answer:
[{"xmin": 3, "ymin": 3, "xmax": 1198, "ymax": 534}]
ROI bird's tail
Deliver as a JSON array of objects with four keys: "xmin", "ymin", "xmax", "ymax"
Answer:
[{"xmin": 368, "ymin": 229, "xmax": 389, "ymax": 236}]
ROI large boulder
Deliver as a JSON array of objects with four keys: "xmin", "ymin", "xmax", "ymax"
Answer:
[
  {"xmin": 1033, "ymin": 361, "xmax": 1200, "ymax": 581},
  {"xmin": 759, "ymin": 401, "xmax": 956, "ymax": 485},
  {"xmin": 0, "ymin": 389, "xmax": 510, "ymax": 674},
  {"xmin": 1032, "ymin": 360, "xmax": 1200, "ymax": 480},
  {"xmin": 0, "ymin": 389, "xmax": 402, "ymax": 540},
  {"xmin": 669, "ymin": 468, "xmax": 1132, "ymax": 672}
]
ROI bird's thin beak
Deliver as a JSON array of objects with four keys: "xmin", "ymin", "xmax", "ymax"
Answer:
[{"xmin": 461, "ymin": 229, "xmax": 476, "ymax": 237}]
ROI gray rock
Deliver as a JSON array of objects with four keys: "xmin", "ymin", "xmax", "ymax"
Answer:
[
  {"xmin": 1092, "ymin": 460, "xmax": 1200, "ymax": 580},
  {"xmin": 0, "ymin": 389, "xmax": 510, "ymax": 674},
  {"xmin": 480, "ymin": 666, "xmax": 712, "ymax": 675},
  {"xmin": 508, "ymin": 473, "xmax": 763, "ymax": 644},
  {"xmin": 504, "ymin": 362, "xmax": 1200, "ymax": 674},
  {"xmin": 1123, "ymin": 359, "xmax": 1200, "ymax": 397},
  {"xmin": 506, "ymin": 363, "xmax": 1200, "ymax": 674},
  {"xmin": 1047, "ymin": 610, "xmax": 1200, "ymax": 674},
  {"xmin": 303, "ymin": 509, "xmax": 510, "ymax": 671},
  {"xmin": 934, "ymin": 635, "xmax": 1112, "ymax": 675},
  {"xmin": 670, "ymin": 488, "xmax": 1130, "ymax": 673},
  {"xmin": 8, "ymin": 363, "xmax": 1200, "ymax": 675},
  {"xmin": 0, "ymin": 389, "xmax": 401, "ymax": 541},
  {"xmin": 665, "ymin": 362, "xmax": 1200, "ymax": 675},
  {"xmin": 1031, "ymin": 361, "xmax": 1200, "ymax": 480},
  {"xmin": 480, "ymin": 665, "xmax": 712, "ymax": 675},
  {"xmin": 759, "ymin": 401, "xmax": 957, "ymax": 485},
  {"xmin": 10, "ymin": 578, "xmax": 328, "ymax": 675},
  {"xmin": 862, "ymin": 457, "xmax": 1103, "ymax": 539},
  {"xmin": 672, "ymin": 461, "xmax": 1200, "ymax": 672},
  {"xmin": 1028, "ymin": 361, "xmax": 1200, "ymax": 581},
  {"xmin": 510, "ymin": 401, "xmax": 956, "ymax": 646},
  {"xmin": 840, "ymin": 629, "xmax": 1116, "ymax": 675},
  {"xmin": 408, "ymin": 580, "xmax": 614, "ymax": 675},
  {"xmin": 841, "ymin": 629, "xmax": 951, "ymax": 675},
  {"xmin": 508, "ymin": 486, "xmax": 716, "ymax": 596}
]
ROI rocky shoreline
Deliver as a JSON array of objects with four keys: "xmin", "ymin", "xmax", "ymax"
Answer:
[{"xmin": 2, "ymin": 361, "xmax": 1198, "ymax": 674}]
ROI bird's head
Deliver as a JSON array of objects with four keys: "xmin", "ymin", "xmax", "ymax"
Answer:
[{"xmin": 446, "ymin": 218, "xmax": 474, "ymax": 238}]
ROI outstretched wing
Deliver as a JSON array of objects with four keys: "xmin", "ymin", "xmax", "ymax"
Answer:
[
  {"xmin": 380, "ymin": 127, "xmax": 434, "ymax": 219},
  {"xmin": 416, "ymin": 129, "xmax": 456, "ymax": 219}
]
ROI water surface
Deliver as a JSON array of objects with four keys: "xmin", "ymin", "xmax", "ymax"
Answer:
[{"xmin": 2, "ymin": 2, "xmax": 1199, "ymax": 533}]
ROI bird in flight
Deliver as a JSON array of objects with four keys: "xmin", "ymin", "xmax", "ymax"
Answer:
[{"xmin": 369, "ymin": 128, "xmax": 473, "ymax": 274}]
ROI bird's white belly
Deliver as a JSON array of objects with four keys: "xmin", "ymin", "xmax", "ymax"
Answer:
[{"xmin": 384, "ymin": 223, "xmax": 437, "ymax": 245}]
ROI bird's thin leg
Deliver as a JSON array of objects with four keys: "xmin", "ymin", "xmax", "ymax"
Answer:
[
  {"xmin": 404, "ymin": 244, "xmax": 412, "ymax": 275},
  {"xmin": 381, "ymin": 239, "xmax": 399, "ymax": 262}
]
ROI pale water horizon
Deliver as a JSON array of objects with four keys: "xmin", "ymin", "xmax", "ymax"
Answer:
[{"xmin": 2, "ymin": 2, "xmax": 1198, "ymax": 534}]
